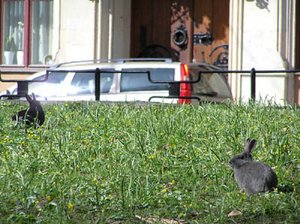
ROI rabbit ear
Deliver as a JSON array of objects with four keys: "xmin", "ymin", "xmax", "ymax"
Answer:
[
  {"xmin": 244, "ymin": 138, "xmax": 256, "ymax": 154},
  {"xmin": 24, "ymin": 93, "xmax": 33, "ymax": 103},
  {"xmin": 32, "ymin": 93, "xmax": 36, "ymax": 101}
]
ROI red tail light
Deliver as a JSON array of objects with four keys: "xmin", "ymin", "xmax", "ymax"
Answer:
[{"xmin": 179, "ymin": 63, "xmax": 191, "ymax": 104}]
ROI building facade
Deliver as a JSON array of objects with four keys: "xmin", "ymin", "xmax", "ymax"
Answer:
[{"xmin": 0, "ymin": 0, "xmax": 299, "ymax": 105}]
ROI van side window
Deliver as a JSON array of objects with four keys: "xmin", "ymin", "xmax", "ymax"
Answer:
[
  {"xmin": 71, "ymin": 72, "xmax": 114, "ymax": 94},
  {"xmin": 120, "ymin": 68, "xmax": 174, "ymax": 92}
]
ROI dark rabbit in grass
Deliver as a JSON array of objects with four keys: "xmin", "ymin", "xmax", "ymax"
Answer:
[
  {"xmin": 12, "ymin": 93, "xmax": 45, "ymax": 127},
  {"xmin": 229, "ymin": 138, "xmax": 278, "ymax": 195}
]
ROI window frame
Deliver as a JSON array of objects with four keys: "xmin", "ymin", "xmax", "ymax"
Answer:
[{"xmin": 0, "ymin": 0, "xmax": 53, "ymax": 69}]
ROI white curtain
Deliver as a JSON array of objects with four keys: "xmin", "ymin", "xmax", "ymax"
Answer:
[
  {"xmin": 31, "ymin": 0, "xmax": 53, "ymax": 64},
  {"xmin": 2, "ymin": 0, "xmax": 53, "ymax": 65},
  {"xmin": 2, "ymin": 0, "xmax": 24, "ymax": 64}
]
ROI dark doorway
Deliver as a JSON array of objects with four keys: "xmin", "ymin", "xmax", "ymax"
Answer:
[{"xmin": 130, "ymin": 0, "xmax": 172, "ymax": 59}]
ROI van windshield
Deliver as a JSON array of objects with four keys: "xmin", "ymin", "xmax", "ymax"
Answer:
[
  {"xmin": 120, "ymin": 68, "xmax": 174, "ymax": 92},
  {"xmin": 32, "ymin": 72, "xmax": 68, "ymax": 83}
]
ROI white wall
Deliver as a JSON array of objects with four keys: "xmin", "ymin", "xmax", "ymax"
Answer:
[
  {"xmin": 243, "ymin": 1, "xmax": 285, "ymax": 70},
  {"xmin": 53, "ymin": 0, "xmax": 131, "ymax": 63},
  {"xmin": 96, "ymin": 0, "xmax": 131, "ymax": 59},
  {"xmin": 111, "ymin": 0, "xmax": 131, "ymax": 58},
  {"xmin": 56, "ymin": 0, "xmax": 96, "ymax": 62},
  {"xmin": 229, "ymin": 0, "xmax": 296, "ymax": 105}
]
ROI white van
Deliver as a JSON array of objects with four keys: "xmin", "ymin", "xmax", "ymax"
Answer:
[{"xmin": 2, "ymin": 58, "xmax": 232, "ymax": 104}]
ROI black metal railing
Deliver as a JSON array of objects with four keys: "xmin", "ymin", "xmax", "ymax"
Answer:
[
  {"xmin": 0, "ymin": 72, "xmax": 49, "ymax": 98},
  {"xmin": 147, "ymin": 71, "xmax": 202, "ymax": 102},
  {"xmin": 1, "ymin": 67, "xmax": 300, "ymax": 102},
  {"xmin": 45, "ymin": 69, "xmax": 154, "ymax": 101},
  {"xmin": 148, "ymin": 68, "xmax": 300, "ymax": 102},
  {"xmin": 205, "ymin": 68, "xmax": 300, "ymax": 101}
]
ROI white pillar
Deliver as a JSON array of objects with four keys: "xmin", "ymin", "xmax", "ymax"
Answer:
[
  {"xmin": 228, "ymin": 0, "xmax": 296, "ymax": 105},
  {"xmin": 96, "ymin": 0, "xmax": 131, "ymax": 60}
]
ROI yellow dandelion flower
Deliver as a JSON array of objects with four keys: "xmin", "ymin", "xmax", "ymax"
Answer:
[
  {"xmin": 148, "ymin": 154, "xmax": 155, "ymax": 160},
  {"xmin": 93, "ymin": 177, "xmax": 99, "ymax": 186},
  {"xmin": 67, "ymin": 202, "xmax": 74, "ymax": 210},
  {"xmin": 162, "ymin": 188, "xmax": 167, "ymax": 193},
  {"xmin": 46, "ymin": 195, "xmax": 52, "ymax": 202}
]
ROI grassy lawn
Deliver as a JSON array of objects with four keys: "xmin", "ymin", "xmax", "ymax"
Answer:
[{"xmin": 0, "ymin": 101, "xmax": 299, "ymax": 223}]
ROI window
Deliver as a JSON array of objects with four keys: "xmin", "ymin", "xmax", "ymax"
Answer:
[
  {"xmin": 120, "ymin": 68, "xmax": 174, "ymax": 92},
  {"xmin": 71, "ymin": 72, "xmax": 114, "ymax": 95},
  {"xmin": 1, "ymin": 0, "xmax": 53, "ymax": 66},
  {"xmin": 190, "ymin": 69, "xmax": 232, "ymax": 99}
]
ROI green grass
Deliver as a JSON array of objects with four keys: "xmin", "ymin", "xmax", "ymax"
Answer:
[{"xmin": 0, "ymin": 100, "xmax": 300, "ymax": 223}]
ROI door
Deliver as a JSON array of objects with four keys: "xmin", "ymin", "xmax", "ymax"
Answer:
[
  {"xmin": 130, "ymin": 0, "xmax": 172, "ymax": 58},
  {"xmin": 130, "ymin": 0, "xmax": 229, "ymax": 65},
  {"xmin": 192, "ymin": 0, "xmax": 229, "ymax": 67}
]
